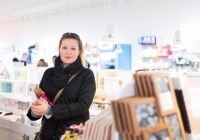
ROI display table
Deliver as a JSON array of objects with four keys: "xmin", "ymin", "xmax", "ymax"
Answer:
[{"xmin": 0, "ymin": 115, "xmax": 39, "ymax": 140}]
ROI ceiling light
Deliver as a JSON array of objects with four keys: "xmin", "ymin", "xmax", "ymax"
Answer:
[
  {"xmin": 10, "ymin": 44, "xmax": 18, "ymax": 54},
  {"xmin": 173, "ymin": 1, "xmax": 182, "ymax": 46},
  {"xmin": 173, "ymin": 30, "xmax": 182, "ymax": 45},
  {"xmin": 102, "ymin": 33, "xmax": 118, "ymax": 44},
  {"xmin": 102, "ymin": 24, "xmax": 117, "ymax": 44},
  {"xmin": 115, "ymin": 43, "xmax": 123, "ymax": 53}
]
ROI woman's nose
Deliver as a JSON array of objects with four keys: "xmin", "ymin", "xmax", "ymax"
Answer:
[{"xmin": 66, "ymin": 49, "xmax": 71, "ymax": 53}]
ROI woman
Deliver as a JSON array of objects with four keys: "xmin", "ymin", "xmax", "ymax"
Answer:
[{"xmin": 27, "ymin": 32, "xmax": 96, "ymax": 140}]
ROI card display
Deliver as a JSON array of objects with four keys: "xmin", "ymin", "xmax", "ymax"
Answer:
[
  {"xmin": 1, "ymin": 97, "xmax": 30, "ymax": 110},
  {"xmin": 136, "ymin": 103, "xmax": 159, "ymax": 128},
  {"xmin": 33, "ymin": 67, "xmax": 47, "ymax": 82},
  {"xmin": 83, "ymin": 107, "xmax": 115, "ymax": 140},
  {"xmin": 14, "ymin": 71, "xmax": 27, "ymax": 80},
  {"xmin": 111, "ymin": 97, "xmax": 162, "ymax": 135},
  {"xmin": 15, "ymin": 81, "xmax": 26, "ymax": 97},
  {"xmin": 149, "ymin": 129, "xmax": 168, "ymax": 140},
  {"xmin": 149, "ymin": 72, "xmax": 178, "ymax": 116},
  {"xmin": 0, "ymin": 68, "xmax": 10, "ymax": 79},
  {"xmin": 110, "ymin": 71, "xmax": 186, "ymax": 140},
  {"xmin": 28, "ymin": 83, "xmax": 37, "ymax": 102},
  {"xmin": 142, "ymin": 124, "xmax": 173, "ymax": 140},
  {"xmin": 172, "ymin": 76, "xmax": 200, "ymax": 135},
  {"xmin": 1, "ymin": 82, "xmax": 13, "ymax": 93},
  {"xmin": 165, "ymin": 113, "xmax": 183, "ymax": 140},
  {"xmin": 156, "ymin": 77, "xmax": 174, "ymax": 111}
]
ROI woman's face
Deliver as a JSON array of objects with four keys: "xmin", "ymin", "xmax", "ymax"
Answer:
[{"xmin": 59, "ymin": 38, "xmax": 80, "ymax": 66}]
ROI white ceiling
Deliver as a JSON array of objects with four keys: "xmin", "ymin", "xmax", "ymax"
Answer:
[{"xmin": 0, "ymin": 0, "xmax": 124, "ymax": 21}]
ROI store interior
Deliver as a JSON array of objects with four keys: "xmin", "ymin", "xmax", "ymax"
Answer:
[{"xmin": 1, "ymin": 0, "xmax": 200, "ymax": 140}]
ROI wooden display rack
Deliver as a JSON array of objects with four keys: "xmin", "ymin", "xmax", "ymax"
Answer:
[{"xmin": 111, "ymin": 71, "xmax": 187, "ymax": 140}]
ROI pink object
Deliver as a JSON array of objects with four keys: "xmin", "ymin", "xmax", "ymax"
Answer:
[
  {"xmin": 78, "ymin": 126, "xmax": 84, "ymax": 130},
  {"xmin": 39, "ymin": 93, "xmax": 53, "ymax": 106},
  {"xmin": 70, "ymin": 124, "xmax": 78, "ymax": 129}
]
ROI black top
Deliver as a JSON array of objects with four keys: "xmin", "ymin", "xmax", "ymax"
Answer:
[{"xmin": 27, "ymin": 56, "xmax": 96, "ymax": 140}]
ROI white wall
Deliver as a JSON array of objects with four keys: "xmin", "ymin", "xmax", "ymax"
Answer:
[{"xmin": 1, "ymin": 0, "xmax": 200, "ymax": 70}]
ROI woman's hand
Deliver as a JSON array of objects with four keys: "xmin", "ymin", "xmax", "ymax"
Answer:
[{"xmin": 31, "ymin": 99, "xmax": 48, "ymax": 116}]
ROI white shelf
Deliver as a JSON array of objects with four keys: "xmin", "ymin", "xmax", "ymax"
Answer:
[{"xmin": 0, "ymin": 113, "xmax": 39, "ymax": 140}]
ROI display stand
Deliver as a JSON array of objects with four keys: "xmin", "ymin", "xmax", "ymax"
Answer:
[
  {"xmin": 82, "ymin": 82, "xmax": 135, "ymax": 140},
  {"xmin": 114, "ymin": 82, "xmax": 135, "ymax": 140},
  {"xmin": 0, "ymin": 116, "xmax": 39, "ymax": 140},
  {"xmin": 111, "ymin": 71, "xmax": 187, "ymax": 140},
  {"xmin": 172, "ymin": 76, "xmax": 200, "ymax": 140},
  {"xmin": 0, "ymin": 64, "xmax": 44, "ymax": 140}
]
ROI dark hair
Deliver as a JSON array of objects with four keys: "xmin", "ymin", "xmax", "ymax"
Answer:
[
  {"xmin": 13, "ymin": 58, "xmax": 19, "ymax": 62},
  {"xmin": 37, "ymin": 59, "xmax": 46, "ymax": 67},
  {"xmin": 52, "ymin": 55, "xmax": 57, "ymax": 58},
  {"xmin": 39, "ymin": 59, "xmax": 45, "ymax": 62},
  {"xmin": 58, "ymin": 32, "xmax": 85, "ymax": 66}
]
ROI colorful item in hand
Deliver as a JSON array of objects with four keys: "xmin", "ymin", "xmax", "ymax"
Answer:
[
  {"xmin": 34, "ymin": 84, "xmax": 53, "ymax": 106},
  {"xmin": 39, "ymin": 93, "xmax": 53, "ymax": 106}
]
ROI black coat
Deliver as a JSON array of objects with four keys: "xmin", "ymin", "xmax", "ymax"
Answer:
[{"xmin": 27, "ymin": 57, "xmax": 96, "ymax": 140}]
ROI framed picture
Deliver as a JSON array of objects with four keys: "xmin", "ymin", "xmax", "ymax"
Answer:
[
  {"xmin": 28, "ymin": 83, "xmax": 38, "ymax": 102},
  {"xmin": 127, "ymin": 97, "xmax": 162, "ymax": 135},
  {"xmin": 0, "ymin": 80, "xmax": 14, "ymax": 94},
  {"xmin": 164, "ymin": 111, "xmax": 186, "ymax": 140},
  {"xmin": 149, "ymin": 72, "xmax": 178, "ymax": 116},
  {"xmin": 14, "ymin": 69, "xmax": 27, "ymax": 80},
  {"xmin": 142, "ymin": 124, "xmax": 173, "ymax": 140},
  {"xmin": 15, "ymin": 81, "xmax": 27, "ymax": 97}
]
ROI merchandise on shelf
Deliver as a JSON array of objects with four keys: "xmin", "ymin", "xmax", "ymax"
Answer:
[{"xmin": 60, "ymin": 123, "xmax": 84, "ymax": 140}]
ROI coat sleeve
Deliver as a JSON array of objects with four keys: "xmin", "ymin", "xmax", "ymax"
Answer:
[
  {"xmin": 26, "ymin": 108, "xmax": 42, "ymax": 121},
  {"xmin": 51, "ymin": 70, "xmax": 96, "ymax": 121},
  {"xmin": 26, "ymin": 68, "xmax": 50, "ymax": 121}
]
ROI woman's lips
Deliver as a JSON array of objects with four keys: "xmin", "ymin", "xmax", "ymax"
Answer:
[{"xmin": 65, "ymin": 57, "xmax": 71, "ymax": 59}]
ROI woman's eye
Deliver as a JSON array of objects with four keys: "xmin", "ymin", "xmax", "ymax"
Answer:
[{"xmin": 72, "ymin": 48, "xmax": 75, "ymax": 50}]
